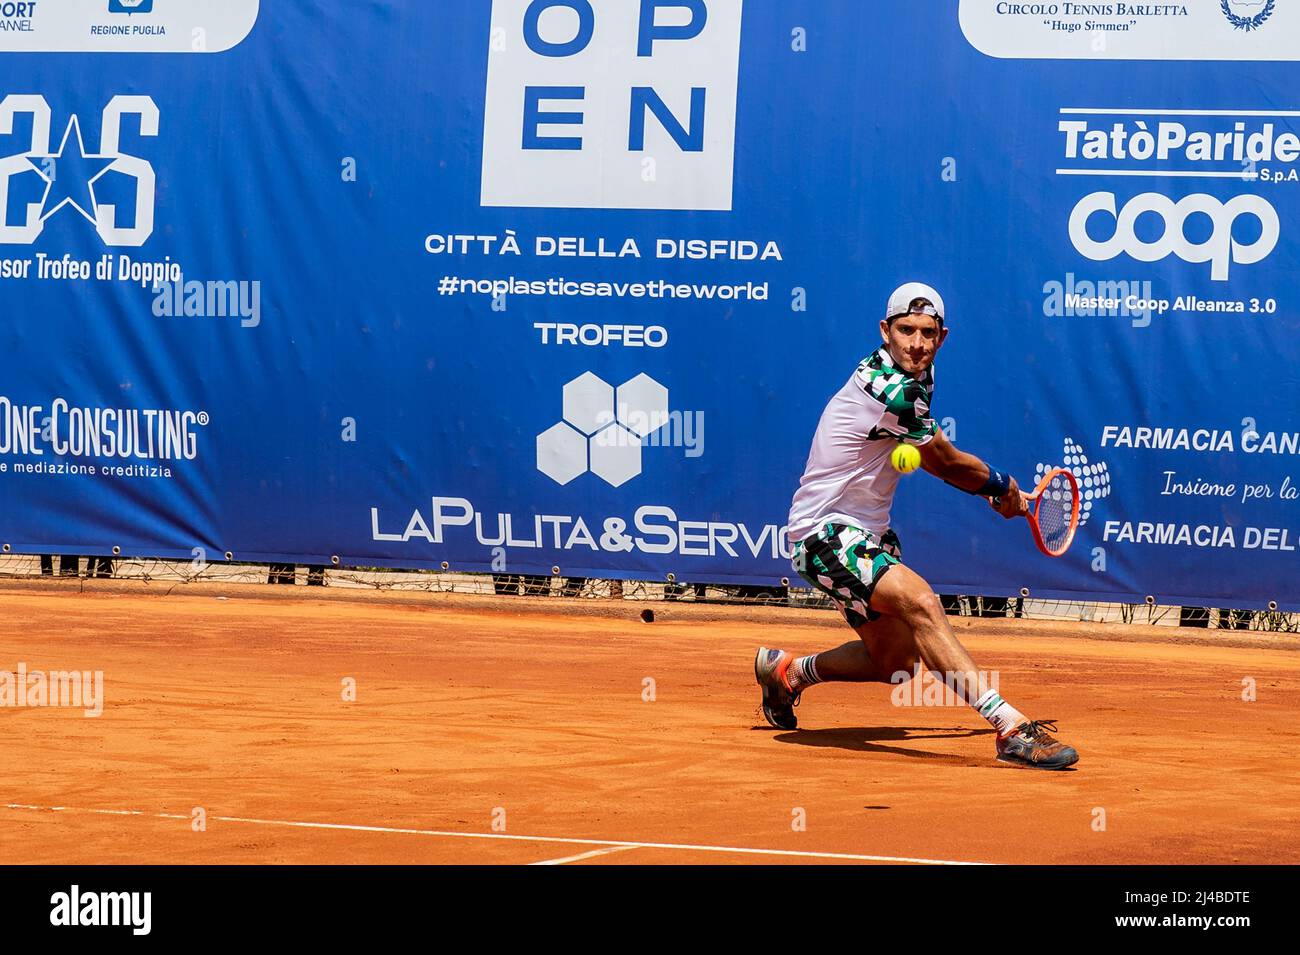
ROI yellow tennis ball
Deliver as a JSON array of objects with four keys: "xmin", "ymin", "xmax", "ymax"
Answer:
[{"xmin": 890, "ymin": 443, "xmax": 921, "ymax": 474}]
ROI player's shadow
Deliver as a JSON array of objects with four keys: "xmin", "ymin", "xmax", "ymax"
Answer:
[{"xmin": 769, "ymin": 726, "xmax": 994, "ymax": 764}]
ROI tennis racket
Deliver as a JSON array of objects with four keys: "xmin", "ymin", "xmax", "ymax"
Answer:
[{"xmin": 1014, "ymin": 467, "xmax": 1080, "ymax": 558}]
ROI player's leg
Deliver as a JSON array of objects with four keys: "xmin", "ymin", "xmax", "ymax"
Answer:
[
  {"xmin": 755, "ymin": 524, "xmax": 917, "ymax": 728},
  {"xmin": 799, "ymin": 638, "xmax": 883, "ymax": 683},
  {"xmin": 755, "ymin": 620, "xmax": 913, "ymax": 730},
  {"xmin": 868, "ymin": 563, "xmax": 1080, "ymax": 768},
  {"xmin": 867, "ymin": 564, "xmax": 984, "ymax": 699},
  {"xmin": 789, "ymin": 615, "xmax": 919, "ymax": 686}
]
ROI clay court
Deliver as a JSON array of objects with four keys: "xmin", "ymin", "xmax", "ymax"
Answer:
[{"xmin": 3, "ymin": 580, "xmax": 1298, "ymax": 865}]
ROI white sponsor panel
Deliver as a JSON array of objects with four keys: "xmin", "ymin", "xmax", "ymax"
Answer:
[
  {"xmin": 960, "ymin": 0, "xmax": 1300, "ymax": 60},
  {"xmin": 0, "ymin": 0, "xmax": 259, "ymax": 53},
  {"xmin": 481, "ymin": 0, "xmax": 744, "ymax": 210}
]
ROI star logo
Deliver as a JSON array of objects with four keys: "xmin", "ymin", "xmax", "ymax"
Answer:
[
  {"xmin": 0, "ymin": 94, "xmax": 159, "ymax": 247},
  {"xmin": 27, "ymin": 116, "xmax": 117, "ymax": 228},
  {"xmin": 0, "ymin": 95, "xmax": 157, "ymax": 246}
]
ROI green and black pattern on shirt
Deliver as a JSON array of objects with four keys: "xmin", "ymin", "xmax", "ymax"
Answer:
[{"xmin": 857, "ymin": 346, "xmax": 938, "ymax": 444}]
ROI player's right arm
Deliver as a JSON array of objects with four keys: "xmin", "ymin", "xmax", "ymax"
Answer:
[{"xmin": 918, "ymin": 431, "xmax": 1027, "ymax": 518}]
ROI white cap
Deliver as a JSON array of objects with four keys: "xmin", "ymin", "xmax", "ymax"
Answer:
[{"xmin": 885, "ymin": 282, "xmax": 946, "ymax": 323}]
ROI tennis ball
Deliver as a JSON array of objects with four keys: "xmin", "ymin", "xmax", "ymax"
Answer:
[{"xmin": 890, "ymin": 443, "xmax": 921, "ymax": 474}]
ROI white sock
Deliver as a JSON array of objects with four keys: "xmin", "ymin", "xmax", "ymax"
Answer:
[
  {"xmin": 787, "ymin": 654, "xmax": 822, "ymax": 693},
  {"xmin": 973, "ymin": 688, "xmax": 1026, "ymax": 738}
]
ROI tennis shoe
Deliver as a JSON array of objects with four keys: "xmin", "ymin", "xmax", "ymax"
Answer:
[
  {"xmin": 754, "ymin": 647, "xmax": 800, "ymax": 730},
  {"xmin": 995, "ymin": 719, "xmax": 1079, "ymax": 769}
]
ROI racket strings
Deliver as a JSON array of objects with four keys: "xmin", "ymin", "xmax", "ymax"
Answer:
[{"xmin": 1035, "ymin": 473, "xmax": 1076, "ymax": 554}]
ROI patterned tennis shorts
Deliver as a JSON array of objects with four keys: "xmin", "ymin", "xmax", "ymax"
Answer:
[{"xmin": 792, "ymin": 522, "xmax": 902, "ymax": 627}]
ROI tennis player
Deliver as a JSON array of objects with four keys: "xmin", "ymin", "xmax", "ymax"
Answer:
[{"xmin": 755, "ymin": 282, "xmax": 1079, "ymax": 769}]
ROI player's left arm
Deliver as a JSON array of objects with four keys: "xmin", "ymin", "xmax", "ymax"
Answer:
[{"xmin": 918, "ymin": 431, "xmax": 1027, "ymax": 518}]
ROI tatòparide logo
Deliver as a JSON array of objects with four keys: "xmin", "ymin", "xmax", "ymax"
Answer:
[
  {"xmin": 481, "ymin": 0, "xmax": 744, "ymax": 210},
  {"xmin": 1057, "ymin": 110, "xmax": 1290, "ymax": 280},
  {"xmin": 0, "ymin": 95, "xmax": 158, "ymax": 246}
]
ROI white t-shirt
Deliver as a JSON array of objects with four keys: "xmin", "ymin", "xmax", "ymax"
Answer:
[{"xmin": 787, "ymin": 346, "xmax": 938, "ymax": 544}]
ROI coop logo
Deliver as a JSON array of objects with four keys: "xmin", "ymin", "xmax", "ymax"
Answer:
[
  {"xmin": 1068, "ymin": 192, "xmax": 1279, "ymax": 281},
  {"xmin": 1221, "ymin": 0, "xmax": 1275, "ymax": 31},
  {"xmin": 108, "ymin": 0, "xmax": 153, "ymax": 12},
  {"xmin": 481, "ymin": 0, "xmax": 744, "ymax": 210},
  {"xmin": 0, "ymin": 95, "xmax": 158, "ymax": 246},
  {"xmin": 1036, "ymin": 438, "xmax": 1111, "ymax": 528}
]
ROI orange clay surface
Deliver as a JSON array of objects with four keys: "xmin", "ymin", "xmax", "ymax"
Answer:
[{"xmin": 2, "ymin": 579, "xmax": 1299, "ymax": 865}]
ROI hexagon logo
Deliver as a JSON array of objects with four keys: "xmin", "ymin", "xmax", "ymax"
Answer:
[
  {"xmin": 562, "ymin": 372, "xmax": 615, "ymax": 436},
  {"xmin": 590, "ymin": 424, "xmax": 643, "ymax": 487},
  {"xmin": 537, "ymin": 422, "xmax": 587, "ymax": 486},
  {"xmin": 537, "ymin": 370, "xmax": 671, "ymax": 487},
  {"xmin": 616, "ymin": 373, "xmax": 670, "ymax": 439}
]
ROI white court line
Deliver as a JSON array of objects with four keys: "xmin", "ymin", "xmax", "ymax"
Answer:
[
  {"xmin": 1060, "ymin": 108, "xmax": 1300, "ymax": 116},
  {"xmin": 3, "ymin": 803, "xmax": 992, "ymax": 865},
  {"xmin": 1055, "ymin": 169, "xmax": 1259, "ymax": 179},
  {"xmin": 529, "ymin": 845, "xmax": 640, "ymax": 866}
]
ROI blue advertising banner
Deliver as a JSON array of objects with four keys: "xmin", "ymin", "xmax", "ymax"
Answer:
[{"xmin": 0, "ymin": 1, "xmax": 1297, "ymax": 608}]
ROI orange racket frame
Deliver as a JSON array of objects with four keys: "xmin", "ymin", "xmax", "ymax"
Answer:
[{"xmin": 1024, "ymin": 467, "xmax": 1080, "ymax": 558}]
